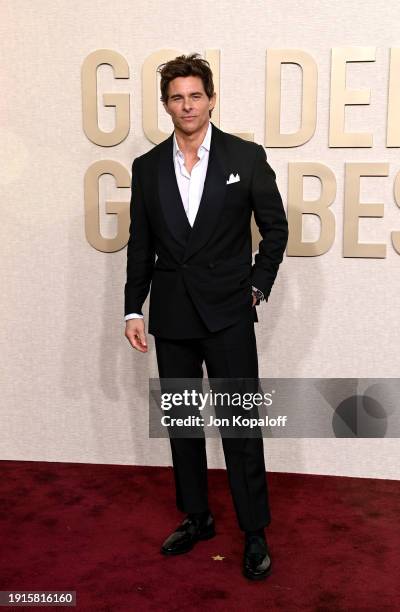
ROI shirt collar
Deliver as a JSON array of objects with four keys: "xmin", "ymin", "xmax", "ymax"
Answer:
[{"xmin": 173, "ymin": 120, "xmax": 212, "ymax": 158}]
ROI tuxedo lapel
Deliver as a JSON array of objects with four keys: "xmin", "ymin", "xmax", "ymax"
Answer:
[
  {"xmin": 158, "ymin": 132, "xmax": 192, "ymax": 247},
  {"xmin": 157, "ymin": 121, "xmax": 229, "ymax": 261},
  {"xmin": 183, "ymin": 123, "xmax": 229, "ymax": 261}
]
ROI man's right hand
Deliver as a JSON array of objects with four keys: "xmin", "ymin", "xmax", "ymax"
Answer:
[{"xmin": 125, "ymin": 318, "xmax": 148, "ymax": 353}]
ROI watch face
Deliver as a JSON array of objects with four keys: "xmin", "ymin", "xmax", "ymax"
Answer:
[{"xmin": 252, "ymin": 289, "xmax": 263, "ymax": 300}]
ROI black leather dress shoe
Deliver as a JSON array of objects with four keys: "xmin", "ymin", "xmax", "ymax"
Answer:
[
  {"xmin": 161, "ymin": 513, "xmax": 216, "ymax": 555},
  {"xmin": 243, "ymin": 535, "xmax": 272, "ymax": 580}
]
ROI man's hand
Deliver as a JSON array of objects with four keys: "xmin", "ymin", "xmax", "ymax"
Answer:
[{"xmin": 125, "ymin": 318, "xmax": 148, "ymax": 353}]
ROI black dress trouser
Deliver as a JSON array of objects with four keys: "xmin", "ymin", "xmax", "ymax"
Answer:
[{"xmin": 154, "ymin": 307, "xmax": 271, "ymax": 532}]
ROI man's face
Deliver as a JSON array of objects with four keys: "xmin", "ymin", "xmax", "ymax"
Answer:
[{"xmin": 163, "ymin": 75, "xmax": 216, "ymax": 134}]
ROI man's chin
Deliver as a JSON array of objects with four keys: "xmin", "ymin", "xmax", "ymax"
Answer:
[{"xmin": 179, "ymin": 121, "xmax": 198, "ymax": 131}]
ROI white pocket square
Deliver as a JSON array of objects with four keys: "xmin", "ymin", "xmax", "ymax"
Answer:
[{"xmin": 226, "ymin": 172, "xmax": 240, "ymax": 184}]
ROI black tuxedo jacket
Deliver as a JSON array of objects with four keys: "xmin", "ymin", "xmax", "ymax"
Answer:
[{"xmin": 124, "ymin": 122, "xmax": 288, "ymax": 339}]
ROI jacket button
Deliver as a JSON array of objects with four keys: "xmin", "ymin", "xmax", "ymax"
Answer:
[
  {"xmin": 181, "ymin": 263, "xmax": 188, "ymax": 268},
  {"xmin": 208, "ymin": 262, "xmax": 215, "ymax": 268}
]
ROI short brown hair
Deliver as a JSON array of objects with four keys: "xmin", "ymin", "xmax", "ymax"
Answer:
[{"xmin": 157, "ymin": 53, "xmax": 215, "ymax": 117}]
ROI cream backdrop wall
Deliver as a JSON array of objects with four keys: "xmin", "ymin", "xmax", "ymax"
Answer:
[{"xmin": 1, "ymin": 0, "xmax": 399, "ymax": 479}]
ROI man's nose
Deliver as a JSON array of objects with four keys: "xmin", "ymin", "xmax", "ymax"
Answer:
[{"xmin": 182, "ymin": 98, "xmax": 193, "ymax": 110}]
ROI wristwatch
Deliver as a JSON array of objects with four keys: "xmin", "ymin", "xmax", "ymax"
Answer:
[{"xmin": 251, "ymin": 286, "xmax": 265, "ymax": 302}]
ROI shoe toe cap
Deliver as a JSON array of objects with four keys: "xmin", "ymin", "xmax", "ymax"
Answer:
[{"xmin": 243, "ymin": 541, "xmax": 272, "ymax": 579}]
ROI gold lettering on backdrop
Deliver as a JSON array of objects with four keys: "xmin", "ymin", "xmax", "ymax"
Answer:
[
  {"xmin": 343, "ymin": 163, "xmax": 389, "ymax": 257},
  {"xmin": 266, "ymin": 49, "xmax": 318, "ymax": 147},
  {"xmin": 84, "ymin": 161, "xmax": 130, "ymax": 252},
  {"xmin": 329, "ymin": 47, "xmax": 376, "ymax": 147},
  {"xmin": 393, "ymin": 170, "xmax": 400, "ymax": 254},
  {"xmin": 286, "ymin": 163, "xmax": 336, "ymax": 256},
  {"xmin": 81, "ymin": 48, "xmax": 400, "ymax": 256},
  {"xmin": 82, "ymin": 49, "xmax": 130, "ymax": 146},
  {"xmin": 387, "ymin": 48, "xmax": 400, "ymax": 147}
]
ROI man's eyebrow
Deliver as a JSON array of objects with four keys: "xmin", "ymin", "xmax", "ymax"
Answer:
[{"xmin": 170, "ymin": 91, "xmax": 204, "ymax": 97}]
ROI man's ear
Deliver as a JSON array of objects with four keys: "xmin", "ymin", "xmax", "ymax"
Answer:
[
  {"xmin": 162, "ymin": 101, "xmax": 170, "ymax": 116},
  {"xmin": 209, "ymin": 92, "xmax": 217, "ymax": 113}
]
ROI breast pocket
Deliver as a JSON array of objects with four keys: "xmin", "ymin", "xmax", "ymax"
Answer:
[{"xmin": 224, "ymin": 181, "xmax": 248, "ymax": 209}]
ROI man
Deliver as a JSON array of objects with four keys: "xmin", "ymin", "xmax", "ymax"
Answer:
[{"xmin": 124, "ymin": 54, "xmax": 288, "ymax": 580}]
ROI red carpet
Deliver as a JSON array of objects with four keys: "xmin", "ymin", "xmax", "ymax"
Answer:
[{"xmin": 0, "ymin": 460, "xmax": 399, "ymax": 611}]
